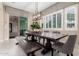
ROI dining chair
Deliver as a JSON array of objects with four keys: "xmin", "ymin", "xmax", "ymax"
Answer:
[
  {"xmin": 52, "ymin": 31, "xmax": 60, "ymax": 34},
  {"xmin": 52, "ymin": 35, "xmax": 77, "ymax": 56}
]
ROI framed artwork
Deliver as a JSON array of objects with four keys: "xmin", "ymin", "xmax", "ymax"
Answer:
[{"xmin": 9, "ymin": 23, "xmax": 12, "ymax": 33}]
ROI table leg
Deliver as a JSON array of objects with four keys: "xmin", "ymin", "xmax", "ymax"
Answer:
[
  {"xmin": 25, "ymin": 35, "xmax": 28, "ymax": 41},
  {"xmin": 41, "ymin": 39, "xmax": 52, "ymax": 55},
  {"xmin": 31, "ymin": 35, "xmax": 37, "ymax": 42},
  {"xmin": 51, "ymin": 48, "xmax": 54, "ymax": 56}
]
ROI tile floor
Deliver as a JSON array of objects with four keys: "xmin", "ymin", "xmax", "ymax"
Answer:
[{"xmin": 0, "ymin": 36, "xmax": 79, "ymax": 56}]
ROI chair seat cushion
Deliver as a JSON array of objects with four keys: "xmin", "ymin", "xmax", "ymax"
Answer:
[
  {"xmin": 23, "ymin": 41, "xmax": 42, "ymax": 53},
  {"xmin": 52, "ymin": 42, "xmax": 64, "ymax": 49},
  {"xmin": 18, "ymin": 39, "xmax": 42, "ymax": 54}
]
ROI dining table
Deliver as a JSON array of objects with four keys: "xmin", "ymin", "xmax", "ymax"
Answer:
[{"xmin": 25, "ymin": 31, "xmax": 68, "ymax": 55}]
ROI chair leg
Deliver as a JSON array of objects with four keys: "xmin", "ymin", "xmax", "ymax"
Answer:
[
  {"xmin": 16, "ymin": 42, "xmax": 19, "ymax": 45},
  {"xmin": 51, "ymin": 49, "xmax": 54, "ymax": 56},
  {"xmin": 57, "ymin": 51, "xmax": 59, "ymax": 53},
  {"xmin": 71, "ymin": 53, "xmax": 73, "ymax": 56},
  {"xmin": 67, "ymin": 53, "xmax": 73, "ymax": 56},
  {"xmin": 27, "ymin": 53, "xmax": 30, "ymax": 56},
  {"xmin": 67, "ymin": 54, "xmax": 69, "ymax": 56}
]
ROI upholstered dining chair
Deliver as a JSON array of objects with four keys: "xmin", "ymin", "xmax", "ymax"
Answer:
[{"xmin": 52, "ymin": 35, "xmax": 77, "ymax": 56}]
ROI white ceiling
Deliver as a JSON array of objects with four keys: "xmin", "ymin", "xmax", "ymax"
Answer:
[{"xmin": 3, "ymin": 2, "xmax": 56, "ymax": 13}]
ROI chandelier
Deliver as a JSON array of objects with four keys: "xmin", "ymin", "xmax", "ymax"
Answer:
[{"xmin": 32, "ymin": 2, "xmax": 41, "ymax": 21}]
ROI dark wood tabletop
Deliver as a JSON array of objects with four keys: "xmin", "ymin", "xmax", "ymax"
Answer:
[{"xmin": 25, "ymin": 32, "xmax": 68, "ymax": 42}]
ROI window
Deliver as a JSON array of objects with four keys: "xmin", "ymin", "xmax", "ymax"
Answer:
[
  {"xmin": 52, "ymin": 10, "xmax": 63, "ymax": 30},
  {"xmin": 46, "ymin": 16, "xmax": 49, "ymax": 28},
  {"xmin": 42, "ymin": 23, "xmax": 43, "ymax": 28},
  {"xmin": 67, "ymin": 9, "xmax": 75, "ymax": 28},
  {"xmin": 57, "ymin": 13, "xmax": 61, "ymax": 28},
  {"xmin": 65, "ymin": 4, "xmax": 78, "ymax": 30},
  {"xmin": 41, "ymin": 17, "xmax": 45, "ymax": 28},
  {"xmin": 42, "ymin": 4, "xmax": 78, "ymax": 31},
  {"xmin": 42, "ymin": 16, "xmax": 46, "ymax": 29},
  {"xmin": 42, "ymin": 10, "xmax": 63, "ymax": 30},
  {"xmin": 48, "ymin": 15, "xmax": 52, "ymax": 28},
  {"xmin": 53, "ymin": 14, "xmax": 56, "ymax": 28},
  {"xmin": 49, "ymin": 20, "xmax": 51, "ymax": 28},
  {"xmin": 45, "ymin": 15, "xmax": 52, "ymax": 28}
]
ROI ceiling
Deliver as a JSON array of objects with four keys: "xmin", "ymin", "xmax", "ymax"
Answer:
[{"xmin": 3, "ymin": 2, "xmax": 56, "ymax": 13}]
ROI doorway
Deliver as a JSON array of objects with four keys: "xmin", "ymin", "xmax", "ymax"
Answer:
[
  {"xmin": 9, "ymin": 16, "xmax": 19, "ymax": 38},
  {"xmin": 20, "ymin": 17, "xmax": 28, "ymax": 36}
]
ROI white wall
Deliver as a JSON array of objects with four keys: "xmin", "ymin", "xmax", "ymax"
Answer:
[
  {"xmin": 0, "ymin": 3, "xmax": 4, "ymax": 42},
  {"xmin": 5, "ymin": 6, "xmax": 31, "ymax": 17},
  {"xmin": 5, "ymin": 6, "xmax": 33, "ymax": 31},
  {"xmin": 4, "ymin": 11, "xmax": 9, "ymax": 40},
  {"xmin": 0, "ymin": 3, "xmax": 9, "ymax": 42}
]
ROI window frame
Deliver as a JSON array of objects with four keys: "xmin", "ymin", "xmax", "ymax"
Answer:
[
  {"xmin": 52, "ymin": 10, "xmax": 63, "ymax": 30},
  {"xmin": 64, "ymin": 4, "xmax": 78, "ymax": 31},
  {"xmin": 42, "ymin": 10, "xmax": 63, "ymax": 30}
]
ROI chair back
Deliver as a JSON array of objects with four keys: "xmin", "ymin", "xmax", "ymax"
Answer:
[
  {"xmin": 61, "ymin": 35, "xmax": 77, "ymax": 54},
  {"xmin": 52, "ymin": 31, "xmax": 60, "ymax": 34}
]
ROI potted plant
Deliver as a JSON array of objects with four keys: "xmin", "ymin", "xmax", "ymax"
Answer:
[{"xmin": 31, "ymin": 22, "xmax": 41, "ymax": 31}]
